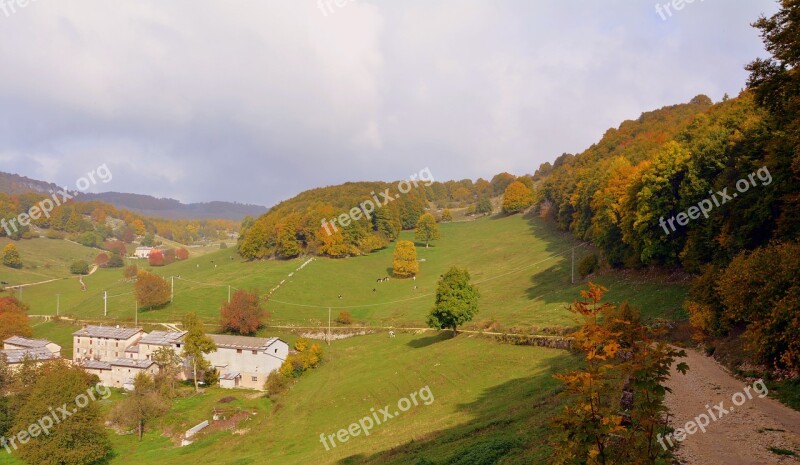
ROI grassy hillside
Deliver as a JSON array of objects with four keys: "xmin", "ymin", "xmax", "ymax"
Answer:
[
  {"xmin": 0, "ymin": 237, "xmax": 100, "ymax": 284},
  {"xmin": 6, "ymin": 332, "xmax": 571, "ymax": 465},
  {"xmin": 9, "ymin": 214, "xmax": 688, "ymax": 330}
]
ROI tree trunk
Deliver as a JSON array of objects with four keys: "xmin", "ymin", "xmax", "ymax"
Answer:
[
  {"xmin": 193, "ymin": 359, "xmax": 198, "ymax": 393},
  {"xmin": 138, "ymin": 420, "xmax": 143, "ymax": 440},
  {"xmin": 452, "ymin": 326, "xmax": 457, "ymax": 337}
]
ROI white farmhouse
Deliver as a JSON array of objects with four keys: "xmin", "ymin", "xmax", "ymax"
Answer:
[
  {"xmin": 82, "ymin": 358, "xmax": 159, "ymax": 391},
  {"xmin": 206, "ymin": 335, "xmax": 288, "ymax": 390}
]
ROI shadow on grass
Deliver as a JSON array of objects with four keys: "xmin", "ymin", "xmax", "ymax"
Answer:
[
  {"xmin": 407, "ymin": 332, "xmax": 452, "ymax": 348},
  {"xmin": 336, "ymin": 352, "xmax": 576, "ymax": 465}
]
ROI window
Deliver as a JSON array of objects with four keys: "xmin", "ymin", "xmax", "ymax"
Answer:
[
  {"xmin": 274, "ymin": 349, "xmax": 278, "ymax": 353},
  {"xmin": 252, "ymin": 377, "xmax": 258, "ymax": 382},
  {"xmin": 237, "ymin": 349, "xmax": 242, "ymax": 354},
  {"xmin": 252, "ymin": 350, "xmax": 257, "ymax": 355}
]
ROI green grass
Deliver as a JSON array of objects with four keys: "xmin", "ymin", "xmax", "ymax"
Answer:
[
  {"xmin": 0, "ymin": 237, "xmax": 100, "ymax": 284},
  {"xmin": 9, "ymin": 215, "xmax": 687, "ymax": 330},
  {"xmin": 87, "ymin": 332, "xmax": 575, "ymax": 465}
]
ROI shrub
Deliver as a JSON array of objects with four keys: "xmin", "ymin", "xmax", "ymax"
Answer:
[
  {"xmin": 123, "ymin": 265, "xmax": 138, "ymax": 280},
  {"xmin": 264, "ymin": 371, "xmax": 290, "ymax": 398},
  {"xmin": 577, "ymin": 254, "xmax": 599, "ymax": 278},
  {"xmin": 335, "ymin": 311, "xmax": 353, "ymax": 325},
  {"xmin": 69, "ymin": 260, "xmax": 90, "ymax": 275},
  {"xmin": 176, "ymin": 247, "xmax": 189, "ymax": 260},
  {"xmin": 107, "ymin": 253, "xmax": 124, "ymax": 268},
  {"xmin": 45, "ymin": 230, "xmax": 64, "ymax": 240},
  {"xmin": 95, "ymin": 253, "xmax": 110, "ymax": 268}
]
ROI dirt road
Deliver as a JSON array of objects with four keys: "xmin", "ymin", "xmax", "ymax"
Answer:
[{"xmin": 665, "ymin": 348, "xmax": 800, "ymax": 464}]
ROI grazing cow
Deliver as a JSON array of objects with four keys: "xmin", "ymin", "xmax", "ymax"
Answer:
[
  {"xmin": 389, "ymin": 331, "xmax": 395, "ymax": 338},
  {"xmin": 338, "ymin": 294, "xmax": 342, "ymax": 299},
  {"xmin": 376, "ymin": 278, "xmax": 382, "ymax": 283},
  {"xmin": 372, "ymin": 288, "xmax": 376, "ymax": 292}
]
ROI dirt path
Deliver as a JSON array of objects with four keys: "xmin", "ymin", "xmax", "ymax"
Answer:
[{"xmin": 666, "ymin": 348, "xmax": 800, "ymax": 464}]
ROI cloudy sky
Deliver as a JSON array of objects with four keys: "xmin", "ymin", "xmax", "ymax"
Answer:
[{"xmin": 0, "ymin": 0, "xmax": 779, "ymax": 206}]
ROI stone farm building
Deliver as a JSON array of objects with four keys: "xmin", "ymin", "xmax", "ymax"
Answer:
[
  {"xmin": 1, "ymin": 336, "xmax": 61, "ymax": 370},
  {"xmin": 71, "ymin": 325, "xmax": 288, "ymax": 391}
]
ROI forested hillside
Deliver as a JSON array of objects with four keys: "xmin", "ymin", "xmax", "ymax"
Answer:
[{"xmin": 535, "ymin": 1, "xmax": 800, "ymax": 371}]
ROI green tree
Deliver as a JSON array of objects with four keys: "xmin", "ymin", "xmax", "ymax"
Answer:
[
  {"xmin": 475, "ymin": 197, "xmax": 493, "ymax": 215},
  {"xmin": 151, "ymin": 346, "xmax": 184, "ymax": 398},
  {"xmin": 427, "ymin": 267, "xmax": 480, "ymax": 336},
  {"xmin": 2, "ymin": 243, "xmax": 22, "ymax": 269},
  {"xmin": 182, "ymin": 312, "xmax": 217, "ymax": 393},
  {"xmin": 109, "ymin": 372, "xmax": 168, "ymax": 440},
  {"xmin": 392, "ymin": 240, "xmax": 418, "ymax": 278},
  {"xmin": 414, "ymin": 213, "xmax": 440, "ymax": 248},
  {"xmin": 70, "ymin": 260, "xmax": 90, "ymax": 275},
  {"xmin": 502, "ymin": 181, "xmax": 534, "ymax": 214},
  {"xmin": 11, "ymin": 363, "xmax": 111, "ymax": 465}
]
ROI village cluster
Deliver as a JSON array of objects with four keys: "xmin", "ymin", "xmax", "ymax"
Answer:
[{"xmin": 1, "ymin": 326, "xmax": 289, "ymax": 391}]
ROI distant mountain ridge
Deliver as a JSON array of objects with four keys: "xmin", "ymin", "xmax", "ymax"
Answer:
[{"xmin": 0, "ymin": 171, "xmax": 267, "ymax": 221}]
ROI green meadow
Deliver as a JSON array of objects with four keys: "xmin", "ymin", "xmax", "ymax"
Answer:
[{"xmin": 10, "ymin": 214, "xmax": 688, "ymax": 331}]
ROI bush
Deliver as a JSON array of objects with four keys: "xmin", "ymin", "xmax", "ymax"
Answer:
[
  {"xmin": 45, "ymin": 230, "xmax": 65, "ymax": 240},
  {"xmin": 69, "ymin": 260, "xmax": 90, "ymax": 275},
  {"xmin": 123, "ymin": 265, "xmax": 138, "ymax": 280},
  {"xmin": 335, "ymin": 311, "xmax": 353, "ymax": 325},
  {"xmin": 577, "ymin": 254, "xmax": 599, "ymax": 278},
  {"xmin": 107, "ymin": 253, "xmax": 124, "ymax": 268},
  {"xmin": 264, "ymin": 371, "xmax": 290, "ymax": 398}
]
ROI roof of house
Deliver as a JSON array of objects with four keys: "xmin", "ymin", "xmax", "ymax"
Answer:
[
  {"xmin": 0, "ymin": 348, "xmax": 59, "ymax": 364},
  {"xmin": 82, "ymin": 360, "xmax": 112, "ymax": 370},
  {"xmin": 209, "ymin": 334, "xmax": 283, "ymax": 352},
  {"xmin": 220, "ymin": 371, "xmax": 241, "ymax": 381},
  {"xmin": 125, "ymin": 345, "xmax": 140, "ymax": 353},
  {"xmin": 111, "ymin": 359, "xmax": 156, "ymax": 369},
  {"xmin": 139, "ymin": 331, "xmax": 187, "ymax": 346},
  {"xmin": 4, "ymin": 336, "xmax": 55, "ymax": 349},
  {"xmin": 73, "ymin": 325, "xmax": 142, "ymax": 340}
]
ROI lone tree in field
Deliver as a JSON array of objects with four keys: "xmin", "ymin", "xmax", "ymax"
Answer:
[
  {"xmin": 427, "ymin": 267, "xmax": 480, "ymax": 336},
  {"xmin": 182, "ymin": 312, "xmax": 217, "ymax": 393},
  {"xmin": 2, "ymin": 243, "xmax": 21, "ymax": 268},
  {"xmin": 414, "ymin": 213, "xmax": 440, "ymax": 247},
  {"xmin": 441, "ymin": 209, "xmax": 453, "ymax": 222},
  {"xmin": 70, "ymin": 260, "xmax": 90, "ymax": 275},
  {"xmin": 502, "ymin": 180, "xmax": 534, "ymax": 214},
  {"xmin": 220, "ymin": 289, "xmax": 267, "ymax": 336},
  {"xmin": 392, "ymin": 240, "xmax": 419, "ymax": 277},
  {"xmin": 134, "ymin": 271, "xmax": 170, "ymax": 309}
]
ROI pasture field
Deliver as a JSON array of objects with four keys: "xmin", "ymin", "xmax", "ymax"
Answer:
[
  {"xmin": 9, "ymin": 214, "xmax": 688, "ymax": 330},
  {"xmin": 0, "ymin": 237, "xmax": 100, "ymax": 284},
  {"xmin": 0, "ymin": 332, "xmax": 573, "ymax": 465}
]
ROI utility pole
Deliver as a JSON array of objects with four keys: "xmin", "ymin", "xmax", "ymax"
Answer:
[
  {"xmin": 571, "ymin": 247, "xmax": 575, "ymax": 284},
  {"xmin": 171, "ymin": 276, "xmax": 174, "ymax": 303},
  {"xmin": 135, "ymin": 301, "xmax": 138, "ymax": 327},
  {"xmin": 104, "ymin": 290, "xmax": 107, "ymax": 317},
  {"xmin": 327, "ymin": 307, "xmax": 331, "ymax": 346},
  {"xmin": 56, "ymin": 294, "xmax": 60, "ymax": 317},
  {"xmin": 228, "ymin": 285, "xmax": 231, "ymax": 303},
  {"xmin": 18, "ymin": 286, "xmax": 21, "ymax": 300}
]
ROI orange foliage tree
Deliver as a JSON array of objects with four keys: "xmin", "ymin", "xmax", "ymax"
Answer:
[
  {"xmin": 0, "ymin": 296, "xmax": 32, "ymax": 341},
  {"xmin": 134, "ymin": 271, "xmax": 170, "ymax": 309},
  {"xmin": 220, "ymin": 289, "xmax": 267, "ymax": 336}
]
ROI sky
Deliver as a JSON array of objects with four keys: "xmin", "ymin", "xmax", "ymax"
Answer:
[{"xmin": 0, "ymin": 0, "xmax": 780, "ymax": 206}]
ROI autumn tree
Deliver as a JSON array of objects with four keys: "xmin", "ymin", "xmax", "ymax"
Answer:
[
  {"xmin": 392, "ymin": 240, "xmax": 418, "ymax": 278},
  {"xmin": 176, "ymin": 247, "xmax": 189, "ymax": 260},
  {"xmin": 94, "ymin": 253, "xmax": 109, "ymax": 268},
  {"xmin": 414, "ymin": 213, "xmax": 440, "ymax": 248},
  {"xmin": 123, "ymin": 264, "xmax": 138, "ymax": 280},
  {"xmin": 502, "ymin": 181, "xmax": 534, "ymax": 214},
  {"xmin": 2, "ymin": 243, "xmax": 21, "ymax": 269},
  {"xmin": 0, "ymin": 297, "xmax": 32, "ymax": 342},
  {"xmin": 148, "ymin": 249, "xmax": 164, "ymax": 266},
  {"xmin": 109, "ymin": 372, "xmax": 167, "ymax": 440},
  {"xmin": 550, "ymin": 284, "xmax": 687, "ymax": 464},
  {"xmin": 426, "ymin": 267, "xmax": 480, "ymax": 336},
  {"xmin": 182, "ymin": 312, "xmax": 216, "ymax": 393},
  {"xmin": 220, "ymin": 289, "xmax": 267, "ymax": 336},
  {"xmin": 12, "ymin": 363, "xmax": 111, "ymax": 465},
  {"xmin": 134, "ymin": 271, "xmax": 170, "ymax": 309},
  {"xmin": 440, "ymin": 209, "xmax": 453, "ymax": 222}
]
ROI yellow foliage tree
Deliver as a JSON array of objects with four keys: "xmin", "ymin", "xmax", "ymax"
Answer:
[
  {"xmin": 392, "ymin": 240, "xmax": 418, "ymax": 277},
  {"xmin": 501, "ymin": 181, "xmax": 533, "ymax": 214}
]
